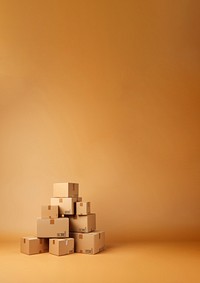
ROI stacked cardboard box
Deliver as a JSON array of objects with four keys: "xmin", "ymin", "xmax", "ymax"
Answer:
[{"xmin": 20, "ymin": 182, "xmax": 105, "ymax": 256}]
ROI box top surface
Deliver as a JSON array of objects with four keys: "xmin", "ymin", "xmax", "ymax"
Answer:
[
  {"xmin": 22, "ymin": 236, "xmax": 37, "ymax": 240},
  {"xmin": 70, "ymin": 230, "xmax": 104, "ymax": 236},
  {"xmin": 50, "ymin": 237, "xmax": 74, "ymax": 242}
]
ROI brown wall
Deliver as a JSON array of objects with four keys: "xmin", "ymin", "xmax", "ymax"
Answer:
[{"xmin": 0, "ymin": 0, "xmax": 200, "ymax": 242}]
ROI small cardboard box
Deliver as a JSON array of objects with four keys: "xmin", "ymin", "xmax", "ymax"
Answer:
[
  {"xmin": 68, "ymin": 214, "xmax": 96, "ymax": 233},
  {"xmin": 20, "ymin": 237, "xmax": 49, "ymax": 255},
  {"xmin": 77, "ymin": 197, "xmax": 82, "ymax": 202},
  {"xmin": 70, "ymin": 231, "xmax": 105, "ymax": 254},
  {"xmin": 53, "ymin": 183, "xmax": 79, "ymax": 198},
  {"xmin": 49, "ymin": 238, "xmax": 74, "ymax": 256},
  {"xmin": 50, "ymin": 197, "xmax": 77, "ymax": 215},
  {"xmin": 37, "ymin": 218, "xmax": 69, "ymax": 238},
  {"xmin": 41, "ymin": 205, "xmax": 58, "ymax": 219},
  {"xmin": 76, "ymin": 202, "xmax": 90, "ymax": 215}
]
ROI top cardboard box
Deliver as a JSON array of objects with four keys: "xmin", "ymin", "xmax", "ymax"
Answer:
[{"xmin": 53, "ymin": 183, "xmax": 79, "ymax": 198}]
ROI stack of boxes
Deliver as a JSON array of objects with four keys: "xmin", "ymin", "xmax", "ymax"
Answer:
[{"xmin": 20, "ymin": 182, "xmax": 105, "ymax": 256}]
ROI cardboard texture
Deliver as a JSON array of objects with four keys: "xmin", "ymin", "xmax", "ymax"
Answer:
[
  {"xmin": 41, "ymin": 205, "xmax": 58, "ymax": 219},
  {"xmin": 20, "ymin": 181, "xmax": 105, "ymax": 256},
  {"xmin": 53, "ymin": 182, "xmax": 79, "ymax": 198},
  {"xmin": 49, "ymin": 238, "xmax": 74, "ymax": 256},
  {"xmin": 69, "ymin": 213, "xmax": 96, "ymax": 233},
  {"xmin": 50, "ymin": 197, "xmax": 77, "ymax": 215},
  {"xmin": 37, "ymin": 218, "xmax": 69, "ymax": 238},
  {"xmin": 70, "ymin": 231, "xmax": 105, "ymax": 254},
  {"xmin": 20, "ymin": 237, "xmax": 49, "ymax": 255},
  {"xmin": 76, "ymin": 202, "xmax": 91, "ymax": 215}
]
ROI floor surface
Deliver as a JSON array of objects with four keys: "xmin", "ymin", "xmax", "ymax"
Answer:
[{"xmin": 0, "ymin": 240, "xmax": 200, "ymax": 283}]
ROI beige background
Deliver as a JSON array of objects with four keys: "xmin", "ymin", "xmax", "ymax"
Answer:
[{"xmin": 0, "ymin": 0, "xmax": 200, "ymax": 243}]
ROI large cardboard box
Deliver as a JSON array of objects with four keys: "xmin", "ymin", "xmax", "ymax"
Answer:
[
  {"xmin": 41, "ymin": 205, "xmax": 58, "ymax": 219},
  {"xmin": 76, "ymin": 202, "xmax": 90, "ymax": 215},
  {"xmin": 53, "ymin": 182, "xmax": 79, "ymax": 198},
  {"xmin": 37, "ymin": 218, "xmax": 69, "ymax": 238},
  {"xmin": 49, "ymin": 238, "xmax": 74, "ymax": 256},
  {"xmin": 20, "ymin": 237, "xmax": 49, "ymax": 255},
  {"xmin": 70, "ymin": 231, "xmax": 105, "ymax": 254},
  {"xmin": 68, "ymin": 214, "xmax": 96, "ymax": 233},
  {"xmin": 50, "ymin": 197, "xmax": 77, "ymax": 215}
]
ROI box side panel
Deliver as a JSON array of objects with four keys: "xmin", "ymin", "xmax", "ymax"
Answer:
[
  {"xmin": 21, "ymin": 238, "xmax": 40, "ymax": 255},
  {"xmin": 69, "ymin": 216, "xmax": 87, "ymax": 232},
  {"xmin": 93, "ymin": 232, "xmax": 105, "ymax": 254},
  {"xmin": 49, "ymin": 239, "xmax": 59, "ymax": 255},
  {"xmin": 37, "ymin": 218, "xmax": 69, "ymax": 238},
  {"xmin": 41, "ymin": 205, "xmax": 58, "ymax": 219},
  {"xmin": 88, "ymin": 214, "xmax": 96, "ymax": 232}
]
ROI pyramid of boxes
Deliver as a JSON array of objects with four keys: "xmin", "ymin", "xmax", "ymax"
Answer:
[{"xmin": 20, "ymin": 182, "xmax": 105, "ymax": 256}]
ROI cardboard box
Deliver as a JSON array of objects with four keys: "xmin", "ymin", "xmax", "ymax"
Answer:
[
  {"xmin": 53, "ymin": 183, "xmax": 79, "ymax": 198},
  {"xmin": 68, "ymin": 214, "xmax": 96, "ymax": 233},
  {"xmin": 76, "ymin": 202, "xmax": 91, "ymax": 215},
  {"xmin": 77, "ymin": 197, "xmax": 82, "ymax": 202},
  {"xmin": 70, "ymin": 231, "xmax": 105, "ymax": 254},
  {"xmin": 41, "ymin": 205, "xmax": 58, "ymax": 219},
  {"xmin": 37, "ymin": 218, "xmax": 69, "ymax": 238},
  {"xmin": 49, "ymin": 238, "xmax": 74, "ymax": 256},
  {"xmin": 20, "ymin": 237, "xmax": 49, "ymax": 255},
  {"xmin": 50, "ymin": 197, "xmax": 77, "ymax": 215}
]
